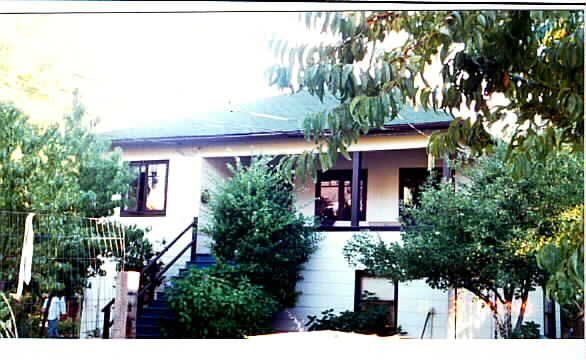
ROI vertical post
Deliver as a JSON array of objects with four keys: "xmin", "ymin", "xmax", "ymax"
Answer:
[
  {"xmin": 351, "ymin": 152, "xmax": 363, "ymax": 227},
  {"xmin": 126, "ymin": 271, "xmax": 140, "ymax": 339},
  {"xmin": 442, "ymin": 157, "xmax": 451, "ymax": 180},
  {"xmin": 111, "ymin": 272, "xmax": 129, "ymax": 339},
  {"xmin": 102, "ymin": 302, "xmax": 111, "ymax": 339},
  {"xmin": 190, "ymin": 217, "xmax": 198, "ymax": 263}
]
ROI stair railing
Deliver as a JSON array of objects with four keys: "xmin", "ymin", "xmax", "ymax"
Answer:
[
  {"xmin": 137, "ymin": 217, "xmax": 199, "ymax": 312},
  {"xmin": 101, "ymin": 298, "xmax": 115, "ymax": 339}
]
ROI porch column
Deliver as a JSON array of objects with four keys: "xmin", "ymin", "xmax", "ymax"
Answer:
[
  {"xmin": 442, "ymin": 157, "xmax": 451, "ymax": 180},
  {"xmin": 351, "ymin": 151, "xmax": 363, "ymax": 227}
]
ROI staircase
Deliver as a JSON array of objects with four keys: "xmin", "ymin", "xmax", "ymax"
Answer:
[{"xmin": 136, "ymin": 254, "xmax": 216, "ymax": 339}]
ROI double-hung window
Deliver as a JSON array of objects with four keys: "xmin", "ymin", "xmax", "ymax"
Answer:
[
  {"xmin": 354, "ymin": 270, "xmax": 398, "ymax": 332},
  {"xmin": 121, "ymin": 160, "xmax": 169, "ymax": 217}
]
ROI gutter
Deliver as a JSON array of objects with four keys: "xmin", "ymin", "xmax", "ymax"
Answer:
[{"xmin": 108, "ymin": 121, "xmax": 451, "ymax": 147}]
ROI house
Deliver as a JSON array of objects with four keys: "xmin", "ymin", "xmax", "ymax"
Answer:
[{"xmin": 102, "ymin": 91, "xmax": 559, "ymax": 339}]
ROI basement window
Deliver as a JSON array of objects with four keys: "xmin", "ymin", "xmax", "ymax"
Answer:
[
  {"xmin": 354, "ymin": 270, "xmax": 398, "ymax": 331},
  {"xmin": 121, "ymin": 160, "xmax": 169, "ymax": 217}
]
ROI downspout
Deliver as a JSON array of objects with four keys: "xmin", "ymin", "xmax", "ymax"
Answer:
[{"xmin": 454, "ymin": 288, "xmax": 457, "ymax": 339}]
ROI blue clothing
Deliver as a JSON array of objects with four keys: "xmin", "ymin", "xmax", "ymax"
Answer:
[{"xmin": 47, "ymin": 319, "xmax": 58, "ymax": 337}]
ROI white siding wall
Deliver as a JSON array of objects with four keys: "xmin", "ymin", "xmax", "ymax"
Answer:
[
  {"xmin": 113, "ymin": 142, "xmax": 549, "ymax": 339},
  {"xmin": 273, "ymin": 231, "xmax": 453, "ymax": 338}
]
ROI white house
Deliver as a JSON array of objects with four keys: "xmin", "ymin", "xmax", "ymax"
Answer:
[{"xmin": 103, "ymin": 91, "xmax": 560, "ymax": 339}]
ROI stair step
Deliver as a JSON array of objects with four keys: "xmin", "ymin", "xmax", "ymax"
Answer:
[
  {"xmin": 137, "ymin": 314, "xmax": 175, "ymax": 327},
  {"xmin": 141, "ymin": 305, "xmax": 172, "ymax": 316}
]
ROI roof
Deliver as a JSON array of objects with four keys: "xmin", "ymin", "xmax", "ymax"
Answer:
[{"xmin": 102, "ymin": 91, "xmax": 453, "ymax": 144}]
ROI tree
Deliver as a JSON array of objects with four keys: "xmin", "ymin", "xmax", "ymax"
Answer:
[
  {"xmin": 0, "ymin": 99, "xmax": 132, "ymax": 296},
  {"xmin": 531, "ymin": 205, "xmax": 584, "ymax": 316},
  {"xmin": 268, "ymin": 11, "xmax": 583, "ymax": 177},
  {"xmin": 342, "ymin": 145, "xmax": 583, "ymax": 338},
  {"xmin": 0, "ymin": 96, "xmax": 131, "ymax": 217},
  {"xmin": 203, "ymin": 157, "xmax": 319, "ymax": 308}
]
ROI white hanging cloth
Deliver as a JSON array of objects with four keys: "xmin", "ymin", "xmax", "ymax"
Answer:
[{"xmin": 16, "ymin": 213, "xmax": 35, "ymax": 298}]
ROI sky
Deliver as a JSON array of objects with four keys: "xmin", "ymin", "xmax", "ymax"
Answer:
[
  {"xmin": 0, "ymin": 11, "xmax": 311, "ymax": 131},
  {"xmin": 0, "ymin": 2, "xmax": 577, "ymax": 133}
]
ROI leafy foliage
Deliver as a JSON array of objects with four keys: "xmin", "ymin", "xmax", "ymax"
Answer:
[
  {"xmin": 164, "ymin": 264, "xmax": 279, "ymax": 339},
  {"xmin": 0, "ymin": 292, "xmax": 17, "ymax": 338},
  {"xmin": 0, "ymin": 98, "xmax": 132, "ymax": 216},
  {"xmin": 343, "ymin": 144, "xmax": 583, "ymax": 338},
  {"xmin": 204, "ymin": 157, "xmax": 319, "ymax": 308},
  {"xmin": 0, "ymin": 99, "xmax": 132, "ymax": 335},
  {"xmin": 511, "ymin": 321, "xmax": 541, "ymax": 339},
  {"xmin": 306, "ymin": 306, "xmax": 400, "ymax": 337},
  {"xmin": 532, "ymin": 205, "xmax": 584, "ymax": 314},
  {"xmin": 268, "ymin": 11, "xmax": 583, "ymax": 179},
  {"xmin": 118, "ymin": 225, "xmax": 155, "ymax": 270}
]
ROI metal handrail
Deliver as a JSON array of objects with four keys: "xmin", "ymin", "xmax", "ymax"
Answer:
[
  {"xmin": 139, "ymin": 220, "xmax": 196, "ymax": 277},
  {"xmin": 101, "ymin": 298, "xmax": 115, "ymax": 339},
  {"xmin": 137, "ymin": 218, "xmax": 198, "ymax": 307},
  {"xmin": 420, "ymin": 308, "xmax": 435, "ymax": 339}
]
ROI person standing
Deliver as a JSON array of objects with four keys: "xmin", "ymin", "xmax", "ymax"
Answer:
[{"xmin": 42, "ymin": 293, "xmax": 66, "ymax": 338}]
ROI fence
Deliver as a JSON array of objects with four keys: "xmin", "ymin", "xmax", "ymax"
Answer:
[{"xmin": 0, "ymin": 211, "xmax": 125, "ymax": 339}]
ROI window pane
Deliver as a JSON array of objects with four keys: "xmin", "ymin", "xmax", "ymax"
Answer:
[
  {"xmin": 317, "ymin": 180, "xmax": 339, "ymax": 221},
  {"xmin": 361, "ymin": 277, "xmax": 395, "ymax": 301},
  {"xmin": 316, "ymin": 170, "xmax": 367, "ymax": 223},
  {"xmin": 125, "ymin": 165, "xmax": 141, "ymax": 211},
  {"xmin": 145, "ymin": 163, "xmax": 167, "ymax": 211}
]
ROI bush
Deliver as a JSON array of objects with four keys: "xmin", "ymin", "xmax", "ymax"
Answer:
[
  {"xmin": 204, "ymin": 157, "xmax": 319, "ymax": 308},
  {"xmin": 118, "ymin": 225, "xmax": 156, "ymax": 270},
  {"xmin": 305, "ymin": 306, "xmax": 401, "ymax": 337},
  {"xmin": 165, "ymin": 264, "xmax": 279, "ymax": 339},
  {"xmin": 512, "ymin": 321, "xmax": 541, "ymax": 339}
]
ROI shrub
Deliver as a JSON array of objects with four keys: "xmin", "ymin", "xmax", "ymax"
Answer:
[
  {"xmin": 204, "ymin": 156, "xmax": 319, "ymax": 308},
  {"xmin": 165, "ymin": 264, "xmax": 279, "ymax": 339},
  {"xmin": 305, "ymin": 306, "xmax": 401, "ymax": 337},
  {"xmin": 512, "ymin": 321, "xmax": 541, "ymax": 339},
  {"xmin": 118, "ymin": 225, "xmax": 157, "ymax": 270}
]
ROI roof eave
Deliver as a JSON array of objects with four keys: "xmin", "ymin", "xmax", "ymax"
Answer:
[{"xmin": 108, "ymin": 121, "xmax": 452, "ymax": 147}]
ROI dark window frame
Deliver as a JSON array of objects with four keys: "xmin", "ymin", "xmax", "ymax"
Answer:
[
  {"xmin": 315, "ymin": 169, "xmax": 367, "ymax": 225},
  {"xmin": 121, "ymin": 160, "xmax": 169, "ymax": 217},
  {"xmin": 354, "ymin": 270, "xmax": 399, "ymax": 330}
]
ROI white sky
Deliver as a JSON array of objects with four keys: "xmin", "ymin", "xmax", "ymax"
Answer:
[
  {"xmin": 0, "ymin": 2, "xmax": 578, "ymax": 132},
  {"xmin": 0, "ymin": 11, "xmax": 312, "ymax": 131}
]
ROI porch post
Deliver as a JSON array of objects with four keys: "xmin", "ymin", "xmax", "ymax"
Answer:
[
  {"xmin": 190, "ymin": 217, "xmax": 198, "ymax": 263},
  {"xmin": 351, "ymin": 151, "xmax": 363, "ymax": 227},
  {"xmin": 442, "ymin": 157, "xmax": 450, "ymax": 180}
]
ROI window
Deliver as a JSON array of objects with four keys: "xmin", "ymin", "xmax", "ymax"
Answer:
[
  {"xmin": 121, "ymin": 160, "xmax": 169, "ymax": 216},
  {"xmin": 354, "ymin": 270, "xmax": 398, "ymax": 330},
  {"xmin": 315, "ymin": 169, "xmax": 367, "ymax": 226},
  {"xmin": 399, "ymin": 168, "xmax": 443, "ymax": 216}
]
